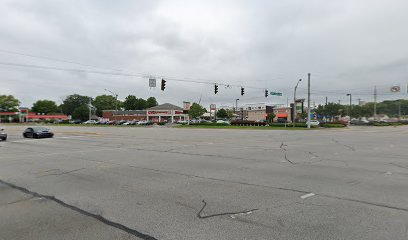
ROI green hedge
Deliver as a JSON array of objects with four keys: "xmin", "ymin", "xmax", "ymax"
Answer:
[
  {"xmin": 320, "ymin": 123, "xmax": 346, "ymax": 128},
  {"xmin": 373, "ymin": 122, "xmax": 402, "ymax": 126},
  {"xmin": 189, "ymin": 122, "xmax": 230, "ymax": 126}
]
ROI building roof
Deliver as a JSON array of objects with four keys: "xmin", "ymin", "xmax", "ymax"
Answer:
[{"xmin": 147, "ymin": 103, "xmax": 183, "ymax": 111}]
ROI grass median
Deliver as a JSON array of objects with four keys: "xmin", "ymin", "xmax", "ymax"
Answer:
[{"xmin": 174, "ymin": 124, "xmax": 314, "ymax": 130}]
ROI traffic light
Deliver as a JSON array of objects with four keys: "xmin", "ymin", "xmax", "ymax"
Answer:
[
  {"xmin": 265, "ymin": 89, "xmax": 268, "ymax": 98},
  {"xmin": 241, "ymin": 87, "xmax": 245, "ymax": 96},
  {"xmin": 214, "ymin": 84, "xmax": 218, "ymax": 94},
  {"xmin": 161, "ymin": 79, "xmax": 166, "ymax": 91}
]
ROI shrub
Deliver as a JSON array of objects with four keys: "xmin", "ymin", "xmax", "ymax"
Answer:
[{"xmin": 320, "ymin": 123, "xmax": 346, "ymax": 128}]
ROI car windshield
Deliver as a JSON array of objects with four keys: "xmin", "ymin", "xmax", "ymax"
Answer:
[{"xmin": 32, "ymin": 127, "xmax": 49, "ymax": 132}]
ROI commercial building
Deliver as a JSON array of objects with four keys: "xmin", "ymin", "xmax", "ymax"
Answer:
[
  {"xmin": 102, "ymin": 103, "xmax": 189, "ymax": 123},
  {"xmin": 273, "ymin": 107, "xmax": 292, "ymax": 122},
  {"xmin": 236, "ymin": 103, "xmax": 274, "ymax": 121},
  {"xmin": 102, "ymin": 110, "xmax": 146, "ymax": 121},
  {"xmin": 0, "ymin": 109, "xmax": 69, "ymax": 122},
  {"xmin": 146, "ymin": 103, "xmax": 189, "ymax": 122}
]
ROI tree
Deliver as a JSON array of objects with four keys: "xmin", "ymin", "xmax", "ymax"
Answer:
[
  {"xmin": 216, "ymin": 108, "xmax": 229, "ymax": 119},
  {"xmin": 123, "ymin": 95, "xmax": 138, "ymax": 110},
  {"xmin": 31, "ymin": 100, "xmax": 59, "ymax": 114},
  {"xmin": 146, "ymin": 97, "xmax": 158, "ymax": 108},
  {"xmin": 188, "ymin": 103, "xmax": 206, "ymax": 119},
  {"xmin": 226, "ymin": 109, "xmax": 235, "ymax": 119},
  {"xmin": 72, "ymin": 105, "xmax": 89, "ymax": 121},
  {"xmin": 61, "ymin": 94, "xmax": 91, "ymax": 115},
  {"xmin": 0, "ymin": 95, "xmax": 20, "ymax": 112},
  {"xmin": 267, "ymin": 113, "xmax": 276, "ymax": 123},
  {"xmin": 93, "ymin": 95, "xmax": 118, "ymax": 116},
  {"xmin": 135, "ymin": 98, "xmax": 147, "ymax": 110}
]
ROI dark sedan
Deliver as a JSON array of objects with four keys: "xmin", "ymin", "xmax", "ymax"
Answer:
[
  {"xmin": 23, "ymin": 127, "xmax": 54, "ymax": 138},
  {"xmin": 0, "ymin": 127, "xmax": 7, "ymax": 141}
]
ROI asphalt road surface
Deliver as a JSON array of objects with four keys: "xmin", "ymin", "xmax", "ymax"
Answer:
[{"xmin": 1, "ymin": 125, "xmax": 408, "ymax": 240}]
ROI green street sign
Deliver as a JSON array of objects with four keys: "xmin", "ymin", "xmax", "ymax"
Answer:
[{"xmin": 270, "ymin": 92, "xmax": 282, "ymax": 96}]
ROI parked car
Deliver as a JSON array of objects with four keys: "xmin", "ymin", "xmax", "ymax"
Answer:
[
  {"xmin": 23, "ymin": 127, "xmax": 54, "ymax": 139},
  {"xmin": 216, "ymin": 120, "xmax": 230, "ymax": 125},
  {"xmin": 69, "ymin": 119, "xmax": 82, "ymax": 124},
  {"xmin": 277, "ymin": 118, "xmax": 288, "ymax": 123},
  {"xmin": 351, "ymin": 119, "xmax": 369, "ymax": 125},
  {"xmin": 83, "ymin": 120, "xmax": 97, "ymax": 124},
  {"xmin": 0, "ymin": 127, "xmax": 7, "ymax": 141},
  {"xmin": 309, "ymin": 120, "xmax": 320, "ymax": 126},
  {"xmin": 123, "ymin": 120, "xmax": 136, "ymax": 125},
  {"xmin": 137, "ymin": 120, "xmax": 149, "ymax": 125}
]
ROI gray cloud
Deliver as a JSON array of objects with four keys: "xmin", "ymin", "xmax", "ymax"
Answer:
[{"xmin": 1, "ymin": 0, "xmax": 407, "ymax": 108}]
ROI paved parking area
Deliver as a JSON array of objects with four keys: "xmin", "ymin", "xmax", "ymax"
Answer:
[{"xmin": 1, "ymin": 125, "xmax": 408, "ymax": 240}]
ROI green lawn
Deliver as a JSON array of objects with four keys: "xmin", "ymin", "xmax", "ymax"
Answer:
[{"xmin": 174, "ymin": 124, "xmax": 314, "ymax": 130}]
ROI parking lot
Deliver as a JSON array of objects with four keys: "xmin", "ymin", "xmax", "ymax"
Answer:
[{"xmin": 1, "ymin": 125, "xmax": 408, "ymax": 240}]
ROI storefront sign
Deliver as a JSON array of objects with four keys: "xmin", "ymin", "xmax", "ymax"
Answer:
[{"xmin": 148, "ymin": 111, "xmax": 172, "ymax": 115}]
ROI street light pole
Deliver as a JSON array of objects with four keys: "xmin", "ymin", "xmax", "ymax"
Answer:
[
  {"xmin": 293, "ymin": 79, "xmax": 302, "ymax": 128},
  {"xmin": 307, "ymin": 73, "xmax": 311, "ymax": 129},
  {"xmin": 235, "ymin": 99, "xmax": 239, "ymax": 120},
  {"xmin": 346, "ymin": 94, "xmax": 352, "ymax": 118}
]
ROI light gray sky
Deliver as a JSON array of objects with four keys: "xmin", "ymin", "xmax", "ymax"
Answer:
[{"xmin": 1, "ymin": 0, "xmax": 407, "ymax": 108}]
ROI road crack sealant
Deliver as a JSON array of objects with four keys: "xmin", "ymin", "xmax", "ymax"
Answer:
[
  {"xmin": 197, "ymin": 200, "xmax": 258, "ymax": 219},
  {"xmin": 0, "ymin": 179, "xmax": 158, "ymax": 240}
]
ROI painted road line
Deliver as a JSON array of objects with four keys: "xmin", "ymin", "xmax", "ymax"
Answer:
[{"xmin": 300, "ymin": 193, "xmax": 316, "ymax": 199}]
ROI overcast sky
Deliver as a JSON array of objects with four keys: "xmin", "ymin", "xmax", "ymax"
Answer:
[{"xmin": 1, "ymin": 0, "xmax": 408, "ymax": 108}]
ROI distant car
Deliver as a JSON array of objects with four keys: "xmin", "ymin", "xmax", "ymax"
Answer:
[
  {"xmin": 351, "ymin": 119, "xmax": 369, "ymax": 125},
  {"xmin": 216, "ymin": 120, "xmax": 230, "ymax": 125},
  {"xmin": 309, "ymin": 120, "xmax": 320, "ymax": 126},
  {"xmin": 23, "ymin": 127, "xmax": 54, "ymax": 139},
  {"xmin": 83, "ymin": 120, "xmax": 97, "ymax": 124},
  {"xmin": 137, "ymin": 120, "xmax": 149, "ymax": 125},
  {"xmin": 69, "ymin": 119, "xmax": 82, "ymax": 124},
  {"xmin": 0, "ymin": 127, "xmax": 7, "ymax": 141}
]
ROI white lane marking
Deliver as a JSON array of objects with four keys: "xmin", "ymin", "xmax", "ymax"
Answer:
[{"xmin": 300, "ymin": 193, "xmax": 316, "ymax": 199}]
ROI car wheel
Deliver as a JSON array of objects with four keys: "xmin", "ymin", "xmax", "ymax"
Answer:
[
  {"xmin": 34, "ymin": 134, "xmax": 39, "ymax": 139},
  {"xmin": 23, "ymin": 133, "xmax": 27, "ymax": 138}
]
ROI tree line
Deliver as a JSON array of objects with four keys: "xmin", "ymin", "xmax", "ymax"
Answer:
[
  {"xmin": 0, "ymin": 94, "xmax": 158, "ymax": 121},
  {"xmin": 0, "ymin": 94, "xmax": 407, "ymax": 121},
  {"xmin": 315, "ymin": 99, "xmax": 408, "ymax": 120}
]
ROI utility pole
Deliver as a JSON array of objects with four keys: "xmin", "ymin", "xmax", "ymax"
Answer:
[
  {"xmin": 357, "ymin": 98, "xmax": 362, "ymax": 106},
  {"xmin": 325, "ymin": 96, "xmax": 328, "ymax": 106},
  {"xmin": 307, "ymin": 73, "xmax": 311, "ymax": 129},
  {"xmin": 293, "ymin": 79, "xmax": 302, "ymax": 128},
  {"xmin": 236, "ymin": 99, "xmax": 239, "ymax": 112},
  {"xmin": 338, "ymin": 100, "xmax": 341, "ymax": 104},
  {"xmin": 88, "ymin": 98, "xmax": 92, "ymax": 121},
  {"xmin": 104, "ymin": 89, "xmax": 119, "ymax": 111},
  {"xmin": 374, "ymin": 86, "xmax": 377, "ymax": 120},
  {"xmin": 286, "ymin": 96, "xmax": 289, "ymax": 107},
  {"xmin": 346, "ymin": 94, "xmax": 352, "ymax": 118}
]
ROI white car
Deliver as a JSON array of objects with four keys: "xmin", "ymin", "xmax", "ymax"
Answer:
[
  {"xmin": 216, "ymin": 120, "xmax": 230, "ymax": 125},
  {"xmin": 83, "ymin": 120, "xmax": 97, "ymax": 124},
  {"xmin": 309, "ymin": 120, "xmax": 320, "ymax": 126}
]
